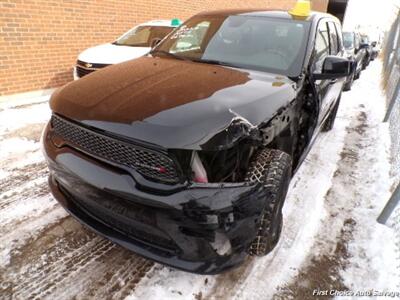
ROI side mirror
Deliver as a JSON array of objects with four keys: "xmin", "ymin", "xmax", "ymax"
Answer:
[
  {"xmin": 150, "ymin": 38, "xmax": 162, "ymax": 49},
  {"xmin": 313, "ymin": 56, "xmax": 352, "ymax": 80},
  {"xmin": 371, "ymin": 41, "xmax": 377, "ymax": 47}
]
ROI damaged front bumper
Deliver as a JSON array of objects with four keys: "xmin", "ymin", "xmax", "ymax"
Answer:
[{"xmin": 43, "ymin": 124, "xmax": 267, "ymax": 274}]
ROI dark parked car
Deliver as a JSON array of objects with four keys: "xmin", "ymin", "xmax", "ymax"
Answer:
[
  {"xmin": 43, "ymin": 9, "xmax": 351, "ymax": 274},
  {"xmin": 360, "ymin": 34, "xmax": 373, "ymax": 68},
  {"xmin": 370, "ymin": 40, "xmax": 380, "ymax": 60},
  {"xmin": 342, "ymin": 31, "xmax": 366, "ymax": 90}
]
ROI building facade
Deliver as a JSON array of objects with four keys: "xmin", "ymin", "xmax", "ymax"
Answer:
[{"xmin": 0, "ymin": 0, "xmax": 327, "ymax": 97}]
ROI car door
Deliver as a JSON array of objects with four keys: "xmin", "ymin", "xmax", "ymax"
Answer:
[{"xmin": 312, "ymin": 19, "xmax": 344, "ymax": 125}]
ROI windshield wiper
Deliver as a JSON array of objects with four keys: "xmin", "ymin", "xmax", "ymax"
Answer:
[
  {"xmin": 191, "ymin": 58, "xmax": 240, "ymax": 68},
  {"xmin": 150, "ymin": 50, "xmax": 190, "ymax": 61}
]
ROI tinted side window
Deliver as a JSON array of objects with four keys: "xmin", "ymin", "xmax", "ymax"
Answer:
[
  {"xmin": 328, "ymin": 22, "xmax": 339, "ymax": 55},
  {"xmin": 314, "ymin": 21, "xmax": 330, "ymax": 72}
]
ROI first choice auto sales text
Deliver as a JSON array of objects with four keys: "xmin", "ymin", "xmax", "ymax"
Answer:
[{"xmin": 313, "ymin": 289, "xmax": 400, "ymax": 297}]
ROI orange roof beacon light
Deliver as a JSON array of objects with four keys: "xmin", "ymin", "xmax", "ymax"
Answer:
[{"xmin": 289, "ymin": 0, "xmax": 311, "ymax": 18}]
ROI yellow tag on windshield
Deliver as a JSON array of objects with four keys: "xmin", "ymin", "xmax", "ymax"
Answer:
[{"xmin": 289, "ymin": 0, "xmax": 311, "ymax": 17}]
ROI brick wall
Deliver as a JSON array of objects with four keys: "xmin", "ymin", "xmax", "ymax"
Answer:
[{"xmin": 0, "ymin": 0, "xmax": 325, "ymax": 96}]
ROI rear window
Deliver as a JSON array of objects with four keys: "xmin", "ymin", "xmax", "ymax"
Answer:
[{"xmin": 343, "ymin": 32, "xmax": 354, "ymax": 49}]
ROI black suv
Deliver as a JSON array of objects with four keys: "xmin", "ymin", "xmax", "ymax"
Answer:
[
  {"xmin": 43, "ymin": 9, "xmax": 351, "ymax": 274},
  {"xmin": 343, "ymin": 31, "xmax": 366, "ymax": 90}
]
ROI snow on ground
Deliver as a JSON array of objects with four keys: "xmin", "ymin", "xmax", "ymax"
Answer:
[
  {"xmin": 336, "ymin": 62, "xmax": 399, "ymax": 296},
  {"xmin": 0, "ymin": 138, "xmax": 38, "ymax": 161},
  {"xmin": 0, "ymin": 169, "xmax": 7, "ymax": 181},
  {"xmin": 0, "ymin": 102, "xmax": 50, "ymax": 136},
  {"xmin": 0, "ymin": 59, "xmax": 398, "ymax": 299}
]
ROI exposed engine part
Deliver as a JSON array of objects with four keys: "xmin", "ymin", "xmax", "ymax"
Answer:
[
  {"xmin": 196, "ymin": 142, "xmax": 255, "ymax": 183},
  {"xmin": 203, "ymin": 114, "xmax": 261, "ymax": 151},
  {"xmin": 183, "ymin": 99, "xmax": 312, "ymax": 184},
  {"xmin": 190, "ymin": 104, "xmax": 297, "ymax": 183},
  {"xmin": 191, "ymin": 151, "xmax": 208, "ymax": 183}
]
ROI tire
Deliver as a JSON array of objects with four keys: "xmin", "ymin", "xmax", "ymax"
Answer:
[
  {"xmin": 363, "ymin": 56, "xmax": 370, "ymax": 69},
  {"xmin": 362, "ymin": 57, "xmax": 368, "ymax": 70},
  {"xmin": 322, "ymin": 96, "xmax": 341, "ymax": 132},
  {"xmin": 245, "ymin": 149, "xmax": 292, "ymax": 256},
  {"xmin": 362, "ymin": 63, "xmax": 366, "ymax": 70}
]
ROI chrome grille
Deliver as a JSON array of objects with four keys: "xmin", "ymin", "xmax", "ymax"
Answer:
[
  {"xmin": 51, "ymin": 115, "xmax": 180, "ymax": 183},
  {"xmin": 76, "ymin": 60, "xmax": 110, "ymax": 78},
  {"xmin": 76, "ymin": 66, "xmax": 95, "ymax": 78}
]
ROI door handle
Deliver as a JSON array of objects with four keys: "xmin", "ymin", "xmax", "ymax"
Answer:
[{"xmin": 329, "ymin": 79, "xmax": 338, "ymax": 84}]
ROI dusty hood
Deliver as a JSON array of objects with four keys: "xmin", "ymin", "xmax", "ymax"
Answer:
[
  {"xmin": 78, "ymin": 43, "xmax": 150, "ymax": 65},
  {"xmin": 51, "ymin": 56, "xmax": 296, "ymax": 150}
]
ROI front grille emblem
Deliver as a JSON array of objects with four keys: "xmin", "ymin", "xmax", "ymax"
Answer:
[{"xmin": 85, "ymin": 63, "xmax": 93, "ymax": 68}]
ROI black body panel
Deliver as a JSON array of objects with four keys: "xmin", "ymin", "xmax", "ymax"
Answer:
[{"xmin": 52, "ymin": 56, "xmax": 296, "ymax": 150}]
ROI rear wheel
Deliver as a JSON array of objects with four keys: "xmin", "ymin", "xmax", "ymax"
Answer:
[{"xmin": 245, "ymin": 149, "xmax": 292, "ymax": 256}]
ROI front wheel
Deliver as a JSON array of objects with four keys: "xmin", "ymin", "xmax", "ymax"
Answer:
[{"xmin": 245, "ymin": 149, "xmax": 292, "ymax": 256}]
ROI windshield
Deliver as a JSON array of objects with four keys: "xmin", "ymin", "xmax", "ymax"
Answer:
[
  {"xmin": 152, "ymin": 15, "xmax": 311, "ymax": 77},
  {"xmin": 343, "ymin": 32, "xmax": 354, "ymax": 49},
  {"xmin": 115, "ymin": 26, "xmax": 174, "ymax": 47},
  {"xmin": 361, "ymin": 35, "xmax": 370, "ymax": 44}
]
